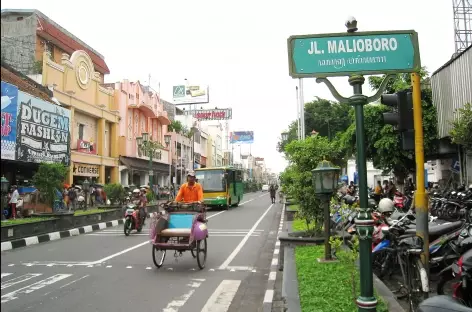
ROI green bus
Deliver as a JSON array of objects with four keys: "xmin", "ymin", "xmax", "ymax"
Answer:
[{"xmin": 195, "ymin": 166, "xmax": 244, "ymax": 209}]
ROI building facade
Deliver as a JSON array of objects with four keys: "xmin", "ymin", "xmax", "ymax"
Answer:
[
  {"xmin": 113, "ymin": 80, "xmax": 171, "ymax": 187},
  {"xmin": 431, "ymin": 45, "xmax": 472, "ymax": 184},
  {"xmin": 38, "ymin": 50, "xmax": 119, "ymax": 185}
]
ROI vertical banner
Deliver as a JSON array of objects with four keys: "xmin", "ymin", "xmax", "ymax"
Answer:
[
  {"xmin": 16, "ymin": 91, "xmax": 71, "ymax": 165},
  {"xmin": 1, "ymin": 81, "xmax": 19, "ymax": 160}
]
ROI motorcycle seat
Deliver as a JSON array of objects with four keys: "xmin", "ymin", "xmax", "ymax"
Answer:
[
  {"xmin": 417, "ymin": 295, "xmax": 472, "ymax": 312},
  {"xmin": 160, "ymin": 228, "xmax": 191, "ymax": 237},
  {"xmin": 404, "ymin": 221, "xmax": 463, "ymax": 237}
]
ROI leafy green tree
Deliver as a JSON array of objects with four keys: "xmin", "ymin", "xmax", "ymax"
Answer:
[
  {"xmin": 339, "ymin": 69, "xmax": 438, "ymax": 181},
  {"xmin": 281, "ymin": 135, "xmax": 342, "ymax": 234},
  {"xmin": 450, "ymin": 102, "xmax": 472, "ymax": 150},
  {"xmin": 104, "ymin": 183, "xmax": 125, "ymax": 204},
  {"xmin": 277, "ymin": 98, "xmax": 352, "ymax": 152},
  {"xmin": 33, "ymin": 163, "xmax": 68, "ymax": 207},
  {"xmin": 168, "ymin": 120, "xmax": 183, "ymax": 133}
]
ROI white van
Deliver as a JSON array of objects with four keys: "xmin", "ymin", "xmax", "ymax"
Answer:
[{"xmin": 261, "ymin": 184, "xmax": 270, "ymax": 192}]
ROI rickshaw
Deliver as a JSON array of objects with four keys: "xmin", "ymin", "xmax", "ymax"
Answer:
[{"xmin": 150, "ymin": 201, "xmax": 208, "ymax": 269}]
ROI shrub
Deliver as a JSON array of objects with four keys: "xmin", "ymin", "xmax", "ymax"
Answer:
[
  {"xmin": 33, "ymin": 163, "xmax": 68, "ymax": 207},
  {"xmin": 103, "ymin": 183, "xmax": 125, "ymax": 205}
]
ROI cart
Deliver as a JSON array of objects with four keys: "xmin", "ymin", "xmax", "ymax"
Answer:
[{"xmin": 150, "ymin": 202, "xmax": 208, "ymax": 269}]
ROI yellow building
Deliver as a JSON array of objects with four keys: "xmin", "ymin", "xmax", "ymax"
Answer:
[{"xmin": 40, "ymin": 50, "xmax": 120, "ymax": 185}]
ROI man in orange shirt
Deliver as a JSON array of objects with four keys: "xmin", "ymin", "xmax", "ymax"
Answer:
[{"xmin": 175, "ymin": 171, "xmax": 204, "ymax": 203}]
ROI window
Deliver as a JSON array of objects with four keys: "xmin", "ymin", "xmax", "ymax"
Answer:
[
  {"xmin": 78, "ymin": 124, "xmax": 84, "ymax": 140},
  {"xmin": 235, "ymin": 170, "xmax": 243, "ymax": 182}
]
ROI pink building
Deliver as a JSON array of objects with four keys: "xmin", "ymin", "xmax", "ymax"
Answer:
[{"xmin": 111, "ymin": 80, "xmax": 172, "ymax": 187}]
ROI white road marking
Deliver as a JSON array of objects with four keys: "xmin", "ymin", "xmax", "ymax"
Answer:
[
  {"xmin": 89, "ymin": 240, "xmax": 150, "ymax": 265},
  {"xmin": 225, "ymin": 266, "xmax": 254, "ymax": 271},
  {"xmin": 201, "ymin": 280, "xmax": 241, "ymax": 312},
  {"xmin": 1, "ymin": 273, "xmax": 13, "ymax": 279},
  {"xmin": 1, "ymin": 274, "xmax": 72, "ymax": 303},
  {"xmin": 274, "ymin": 248, "xmax": 279, "ymax": 255},
  {"xmin": 59, "ymin": 274, "xmax": 89, "ymax": 289},
  {"xmin": 126, "ymin": 266, "xmax": 132, "ymax": 268},
  {"xmin": 275, "ymin": 241, "xmax": 280, "ymax": 246},
  {"xmin": 146, "ymin": 267, "xmax": 152, "ymax": 270},
  {"xmin": 207, "ymin": 211, "xmax": 225, "ymax": 219},
  {"xmin": 271, "ymin": 258, "xmax": 278, "ymax": 266},
  {"xmin": 8, "ymin": 264, "xmax": 15, "ymax": 267},
  {"xmin": 163, "ymin": 279, "xmax": 204, "ymax": 312},
  {"xmin": 85, "ymin": 233, "xmax": 261, "ymax": 237},
  {"xmin": 268, "ymin": 272, "xmax": 277, "ymax": 281},
  {"xmin": 263, "ymin": 289, "xmax": 274, "ymax": 303},
  {"xmin": 106, "ymin": 265, "xmax": 112, "ymax": 268},
  {"xmin": 219, "ymin": 204, "xmax": 274, "ymax": 270}
]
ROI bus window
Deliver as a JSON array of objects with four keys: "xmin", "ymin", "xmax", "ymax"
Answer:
[{"xmin": 235, "ymin": 170, "xmax": 243, "ymax": 182}]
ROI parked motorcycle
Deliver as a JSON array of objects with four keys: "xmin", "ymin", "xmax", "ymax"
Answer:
[
  {"xmin": 417, "ymin": 295, "xmax": 472, "ymax": 312},
  {"xmin": 124, "ymin": 203, "xmax": 144, "ymax": 236}
]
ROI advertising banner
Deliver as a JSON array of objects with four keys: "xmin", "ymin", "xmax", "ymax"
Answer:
[
  {"xmin": 172, "ymin": 84, "xmax": 209, "ymax": 105},
  {"xmin": 255, "ymin": 157, "xmax": 264, "ymax": 161},
  {"xmin": 1, "ymin": 81, "xmax": 19, "ymax": 160},
  {"xmin": 184, "ymin": 108, "xmax": 232, "ymax": 121},
  {"xmin": 17, "ymin": 91, "xmax": 71, "ymax": 165},
  {"xmin": 77, "ymin": 139, "xmax": 97, "ymax": 154},
  {"xmin": 230, "ymin": 131, "xmax": 254, "ymax": 144}
]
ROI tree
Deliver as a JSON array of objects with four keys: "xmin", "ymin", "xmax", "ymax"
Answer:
[
  {"xmin": 168, "ymin": 120, "xmax": 183, "ymax": 133},
  {"xmin": 277, "ymin": 98, "xmax": 352, "ymax": 152},
  {"xmin": 450, "ymin": 102, "xmax": 472, "ymax": 150},
  {"xmin": 33, "ymin": 163, "xmax": 68, "ymax": 207},
  {"xmin": 338, "ymin": 69, "xmax": 438, "ymax": 181},
  {"xmin": 281, "ymin": 135, "xmax": 343, "ymax": 234}
]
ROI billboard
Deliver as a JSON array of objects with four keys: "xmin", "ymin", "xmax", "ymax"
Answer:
[
  {"xmin": 16, "ymin": 91, "xmax": 71, "ymax": 165},
  {"xmin": 1, "ymin": 81, "xmax": 19, "ymax": 160},
  {"xmin": 184, "ymin": 108, "xmax": 232, "ymax": 121},
  {"xmin": 255, "ymin": 157, "xmax": 264, "ymax": 162},
  {"xmin": 230, "ymin": 131, "xmax": 254, "ymax": 144},
  {"xmin": 173, "ymin": 84, "xmax": 209, "ymax": 105}
]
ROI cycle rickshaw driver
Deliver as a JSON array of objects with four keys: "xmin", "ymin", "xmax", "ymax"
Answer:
[{"xmin": 174, "ymin": 171, "xmax": 204, "ymax": 204}]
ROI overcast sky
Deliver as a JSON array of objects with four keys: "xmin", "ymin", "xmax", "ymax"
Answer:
[{"xmin": 1, "ymin": 0, "xmax": 457, "ymax": 173}]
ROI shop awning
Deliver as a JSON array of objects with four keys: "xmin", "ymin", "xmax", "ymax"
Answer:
[{"xmin": 120, "ymin": 156, "xmax": 173, "ymax": 175}]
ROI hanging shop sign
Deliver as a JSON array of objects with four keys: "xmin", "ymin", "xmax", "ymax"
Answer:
[
  {"xmin": 77, "ymin": 139, "xmax": 97, "ymax": 154},
  {"xmin": 184, "ymin": 108, "xmax": 232, "ymax": 121}
]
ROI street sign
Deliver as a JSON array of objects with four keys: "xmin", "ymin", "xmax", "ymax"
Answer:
[{"xmin": 287, "ymin": 30, "xmax": 420, "ymax": 78}]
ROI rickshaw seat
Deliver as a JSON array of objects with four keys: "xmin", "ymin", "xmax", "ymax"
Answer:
[
  {"xmin": 159, "ymin": 213, "xmax": 195, "ymax": 237},
  {"xmin": 160, "ymin": 228, "xmax": 191, "ymax": 237}
]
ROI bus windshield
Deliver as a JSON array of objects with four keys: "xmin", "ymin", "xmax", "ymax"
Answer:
[{"xmin": 195, "ymin": 169, "xmax": 226, "ymax": 192}]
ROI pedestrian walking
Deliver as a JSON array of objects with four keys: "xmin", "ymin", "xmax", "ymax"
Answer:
[
  {"xmin": 9, "ymin": 186, "xmax": 19, "ymax": 219},
  {"xmin": 269, "ymin": 185, "xmax": 276, "ymax": 204},
  {"xmin": 67, "ymin": 186, "xmax": 77, "ymax": 212}
]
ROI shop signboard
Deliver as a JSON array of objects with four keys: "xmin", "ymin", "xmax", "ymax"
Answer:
[
  {"xmin": 172, "ymin": 84, "xmax": 210, "ymax": 105},
  {"xmin": 77, "ymin": 139, "xmax": 97, "ymax": 154},
  {"xmin": 230, "ymin": 131, "xmax": 254, "ymax": 144},
  {"xmin": 72, "ymin": 163, "xmax": 99, "ymax": 177},
  {"xmin": 184, "ymin": 108, "xmax": 232, "ymax": 121},
  {"xmin": 1, "ymin": 81, "xmax": 19, "ymax": 160},
  {"xmin": 16, "ymin": 91, "xmax": 71, "ymax": 165}
]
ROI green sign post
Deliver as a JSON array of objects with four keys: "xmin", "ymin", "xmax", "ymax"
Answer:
[
  {"xmin": 288, "ymin": 30, "xmax": 420, "ymax": 78},
  {"xmin": 287, "ymin": 26, "xmax": 421, "ymax": 312}
]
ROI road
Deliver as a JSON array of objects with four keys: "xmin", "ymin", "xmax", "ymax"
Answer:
[{"xmin": 1, "ymin": 192, "xmax": 281, "ymax": 312}]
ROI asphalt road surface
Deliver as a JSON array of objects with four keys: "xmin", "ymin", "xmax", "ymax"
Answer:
[{"xmin": 1, "ymin": 192, "xmax": 282, "ymax": 312}]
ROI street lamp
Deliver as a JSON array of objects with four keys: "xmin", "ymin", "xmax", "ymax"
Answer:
[
  {"xmin": 281, "ymin": 132, "xmax": 289, "ymax": 141},
  {"xmin": 82, "ymin": 178, "xmax": 90, "ymax": 210},
  {"xmin": 312, "ymin": 160, "xmax": 340, "ymax": 261},
  {"xmin": 164, "ymin": 133, "xmax": 172, "ymax": 190},
  {"xmin": 137, "ymin": 132, "xmax": 164, "ymax": 202},
  {"xmin": 1, "ymin": 176, "xmax": 9, "ymax": 220}
]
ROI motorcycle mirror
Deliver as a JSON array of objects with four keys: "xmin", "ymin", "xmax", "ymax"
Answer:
[{"xmin": 406, "ymin": 214, "xmax": 416, "ymax": 221}]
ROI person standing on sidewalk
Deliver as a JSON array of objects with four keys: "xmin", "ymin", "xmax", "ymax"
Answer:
[
  {"xmin": 67, "ymin": 186, "xmax": 77, "ymax": 212},
  {"xmin": 9, "ymin": 186, "xmax": 19, "ymax": 219}
]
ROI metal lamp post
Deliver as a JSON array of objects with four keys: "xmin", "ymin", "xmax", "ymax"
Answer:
[
  {"xmin": 164, "ymin": 134, "xmax": 172, "ymax": 189},
  {"xmin": 281, "ymin": 132, "xmax": 289, "ymax": 142},
  {"xmin": 1, "ymin": 176, "xmax": 10, "ymax": 220},
  {"xmin": 311, "ymin": 160, "xmax": 340, "ymax": 261},
  {"xmin": 82, "ymin": 178, "xmax": 90, "ymax": 210}
]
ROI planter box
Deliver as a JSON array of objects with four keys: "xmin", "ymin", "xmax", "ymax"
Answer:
[{"xmin": 284, "ymin": 208, "xmax": 297, "ymax": 222}]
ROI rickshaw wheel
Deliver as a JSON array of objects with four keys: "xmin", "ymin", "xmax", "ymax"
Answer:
[
  {"xmin": 190, "ymin": 247, "xmax": 197, "ymax": 258},
  {"xmin": 152, "ymin": 246, "xmax": 166, "ymax": 268},
  {"xmin": 196, "ymin": 239, "xmax": 207, "ymax": 270}
]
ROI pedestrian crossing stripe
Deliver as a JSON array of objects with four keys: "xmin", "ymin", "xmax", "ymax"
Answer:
[{"xmin": 1, "ymin": 272, "xmax": 244, "ymax": 311}]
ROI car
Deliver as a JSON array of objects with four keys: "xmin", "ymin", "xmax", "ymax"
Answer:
[{"xmin": 262, "ymin": 184, "xmax": 269, "ymax": 192}]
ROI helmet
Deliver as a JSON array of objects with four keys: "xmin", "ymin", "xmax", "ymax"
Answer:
[
  {"xmin": 132, "ymin": 189, "xmax": 140, "ymax": 195},
  {"xmin": 378, "ymin": 198, "xmax": 394, "ymax": 213}
]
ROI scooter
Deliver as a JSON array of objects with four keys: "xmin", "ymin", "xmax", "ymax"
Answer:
[{"xmin": 124, "ymin": 203, "xmax": 144, "ymax": 236}]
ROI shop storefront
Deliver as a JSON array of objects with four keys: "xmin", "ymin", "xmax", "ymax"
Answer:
[
  {"xmin": 120, "ymin": 156, "xmax": 173, "ymax": 187},
  {"xmin": 1, "ymin": 74, "xmax": 71, "ymax": 186}
]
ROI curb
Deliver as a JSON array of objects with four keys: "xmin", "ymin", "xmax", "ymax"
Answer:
[
  {"xmin": 262, "ymin": 203, "xmax": 284, "ymax": 312},
  {"xmin": 1, "ymin": 219, "xmax": 125, "ymax": 252}
]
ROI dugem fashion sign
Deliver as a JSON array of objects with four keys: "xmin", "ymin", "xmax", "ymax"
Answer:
[
  {"xmin": 288, "ymin": 30, "xmax": 420, "ymax": 78},
  {"xmin": 16, "ymin": 91, "xmax": 71, "ymax": 165}
]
